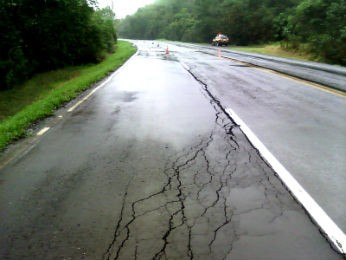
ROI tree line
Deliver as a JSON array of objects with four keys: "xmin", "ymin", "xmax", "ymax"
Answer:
[
  {"xmin": 0, "ymin": 0, "xmax": 117, "ymax": 89},
  {"xmin": 118, "ymin": 0, "xmax": 346, "ymax": 65}
]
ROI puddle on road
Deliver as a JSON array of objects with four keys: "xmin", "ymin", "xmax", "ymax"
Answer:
[{"xmin": 137, "ymin": 49, "xmax": 178, "ymax": 62}]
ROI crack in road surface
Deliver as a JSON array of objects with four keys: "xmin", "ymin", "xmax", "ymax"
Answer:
[
  {"xmin": 101, "ymin": 77, "xmax": 305, "ymax": 259},
  {"xmin": 1, "ymin": 44, "xmax": 342, "ymax": 260}
]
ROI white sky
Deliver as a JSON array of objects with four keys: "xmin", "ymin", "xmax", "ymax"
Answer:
[{"xmin": 96, "ymin": 0, "xmax": 156, "ymax": 18}]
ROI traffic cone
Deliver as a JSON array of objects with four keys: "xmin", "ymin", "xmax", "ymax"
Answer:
[{"xmin": 165, "ymin": 46, "xmax": 169, "ymax": 55}]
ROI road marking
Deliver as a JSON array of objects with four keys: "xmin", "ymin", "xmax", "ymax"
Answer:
[
  {"xmin": 0, "ymin": 49, "xmax": 140, "ymax": 170},
  {"xmin": 36, "ymin": 127, "xmax": 50, "ymax": 136},
  {"xmin": 212, "ymin": 52, "xmax": 346, "ymax": 98},
  {"xmin": 226, "ymin": 108, "xmax": 346, "ymax": 255},
  {"xmin": 67, "ymin": 88, "xmax": 99, "ymax": 112},
  {"xmin": 67, "ymin": 50, "xmax": 139, "ymax": 113},
  {"xmin": 258, "ymin": 68, "xmax": 346, "ymax": 98}
]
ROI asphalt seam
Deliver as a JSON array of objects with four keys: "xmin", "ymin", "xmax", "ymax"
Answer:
[
  {"xmin": 180, "ymin": 61, "xmax": 346, "ymax": 256},
  {"xmin": 101, "ymin": 58, "xmax": 244, "ymax": 258}
]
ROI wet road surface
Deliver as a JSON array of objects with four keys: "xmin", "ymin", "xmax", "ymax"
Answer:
[
  {"xmin": 167, "ymin": 42, "xmax": 346, "ymax": 235},
  {"xmin": 175, "ymin": 42, "xmax": 346, "ymax": 91},
  {"xmin": 0, "ymin": 41, "xmax": 343, "ymax": 259}
]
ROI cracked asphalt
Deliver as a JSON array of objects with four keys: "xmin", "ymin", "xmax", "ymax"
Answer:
[
  {"xmin": 170, "ymin": 42, "xmax": 346, "ymax": 234},
  {"xmin": 0, "ymin": 41, "xmax": 343, "ymax": 259}
]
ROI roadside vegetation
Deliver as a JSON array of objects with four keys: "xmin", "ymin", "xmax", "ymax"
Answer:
[
  {"xmin": 0, "ymin": 0, "xmax": 138, "ymax": 151},
  {"xmin": 0, "ymin": 40, "xmax": 136, "ymax": 151},
  {"xmin": 231, "ymin": 43, "xmax": 316, "ymax": 61},
  {"xmin": 118, "ymin": 0, "xmax": 346, "ymax": 66},
  {"xmin": 0, "ymin": 0, "xmax": 117, "ymax": 89}
]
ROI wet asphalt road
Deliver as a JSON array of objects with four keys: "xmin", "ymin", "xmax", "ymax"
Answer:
[
  {"xmin": 174, "ymin": 42, "xmax": 346, "ymax": 91},
  {"xmin": 0, "ymin": 41, "xmax": 344, "ymax": 259},
  {"xmin": 166, "ymin": 42, "xmax": 346, "ymax": 234}
]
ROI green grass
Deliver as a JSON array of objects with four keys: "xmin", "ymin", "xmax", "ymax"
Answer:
[
  {"xmin": 0, "ymin": 40, "xmax": 136, "ymax": 151},
  {"xmin": 231, "ymin": 43, "xmax": 317, "ymax": 61}
]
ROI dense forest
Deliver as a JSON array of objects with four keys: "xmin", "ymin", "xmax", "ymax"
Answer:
[
  {"xmin": 1, "ymin": 0, "xmax": 345, "ymax": 90},
  {"xmin": 0, "ymin": 0, "xmax": 117, "ymax": 89},
  {"xmin": 119, "ymin": 0, "xmax": 346, "ymax": 65}
]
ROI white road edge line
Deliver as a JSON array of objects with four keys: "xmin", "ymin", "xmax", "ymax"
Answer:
[
  {"xmin": 36, "ymin": 127, "xmax": 50, "ymax": 136},
  {"xmin": 67, "ymin": 87, "xmax": 99, "ymax": 112},
  {"xmin": 67, "ymin": 49, "xmax": 138, "ymax": 113},
  {"xmin": 225, "ymin": 108, "xmax": 346, "ymax": 255}
]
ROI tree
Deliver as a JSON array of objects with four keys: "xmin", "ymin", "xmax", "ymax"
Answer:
[
  {"xmin": 0, "ymin": 0, "xmax": 118, "ymax": 89},
  {"xmin": 118, "ymin": 0, "xmax": 345, "ymax": 64},
  {"xmin": 288, "ymin": 0, "xmax": 346, "ymax": 64}
]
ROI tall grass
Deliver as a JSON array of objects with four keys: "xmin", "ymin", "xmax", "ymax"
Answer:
[{"xmin": 0, "ymin": 40, "xmax": 136, "ymax": 151}]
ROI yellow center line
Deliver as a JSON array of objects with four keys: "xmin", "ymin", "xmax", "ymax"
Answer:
[
  {"xmin": 257, "ymin": 67, "xmax": 346, "ymax": 98},
  {"xmin": 215, "ymin": 51, "xmax": 346, "ymax": 98}
]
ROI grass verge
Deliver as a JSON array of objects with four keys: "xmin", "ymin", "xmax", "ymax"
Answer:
[
  {"xmin": 231, "ymin": 43, "xmax": 317, "ymax": 62},
  {"xmin": 0, "ymin": 40, "xmax": 136, "ymax": 151}
]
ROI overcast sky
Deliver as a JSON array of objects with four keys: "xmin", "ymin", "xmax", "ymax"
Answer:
[{"xmin": 96, "ymin": 0, "xmax": 156, "ymax": 18}]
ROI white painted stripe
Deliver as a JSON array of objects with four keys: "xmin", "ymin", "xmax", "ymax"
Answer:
[
  {"xmin": 36, "ymin": 127, "xmax": 50, "ymax": 136},
  {"xmin": 67, "ymin": 88, "xmax": 99, "ymax": 112},
  {"xmin": 225, "ymin": 108, "xmax": 346, "ymax": 254},
  {"xmin": 67, "ymin": 77, "xmax": 112, "ymax": 112},
  {"xmin": 67, "ymin": 50, "xmax": 138, "ymax": 112}
]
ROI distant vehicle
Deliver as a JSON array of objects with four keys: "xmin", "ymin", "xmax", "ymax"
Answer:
[{"xmin": 212, "ymin": 33, "xmax": 229, "ymax": 46}]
